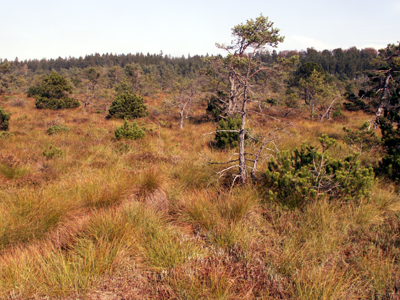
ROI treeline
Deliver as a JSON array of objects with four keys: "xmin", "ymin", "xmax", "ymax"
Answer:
[
  {"xmin": 1, "ymin": 46, "xmax": 377, "ymax": 80},
  {"xmin": 259, "ymin": 47, "xmax": 377, "ymax": 80},
  {"xmin": 2, "ymin": 53, "xmax": 206, "ymax": 78}
]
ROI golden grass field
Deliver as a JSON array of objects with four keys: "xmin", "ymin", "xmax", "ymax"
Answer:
[{"xmin": 0, "ymin": 94, "xmax": 399, "ymax": 299}]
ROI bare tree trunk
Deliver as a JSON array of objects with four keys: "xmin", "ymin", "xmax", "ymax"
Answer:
[
  {"xmin": 376, "ymin": 72, "xmax": 391, "ymax": 119},
  {"xmin": 381, "ymin": 71, "xmax": 392, "ymax": 101},
  {"xmin": 311, "ymin": 103, "xmax": 314, "ymax": 121},
  {"xmin": 238, "ymin": 112, "xmax": 247, "ymax": 183},
  {"xmin": 251, "ymin": 142, "xmax": 267, "ymax": 181},
  {"xmin": 370, "ymin": 71, "xmax": 392, "ymax": 129},
  {"xmin": 238, "ymin": 83, "xmax": 249, "ymax": 183},
  {"xmin": 228, "ymin": 70, "xmax": 237, "ymax": 117},
  {"xmin": 320, "ymin": 98, "xmax": 336, "ymax": 122},
  {"xmin": 179, "ymin": 110, "xmax": 184, "ymax": 129}
]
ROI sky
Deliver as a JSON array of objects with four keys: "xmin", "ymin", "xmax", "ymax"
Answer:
[{"xmin": 1, "ymin": 0, "xmax": 399, "ymax": 61}]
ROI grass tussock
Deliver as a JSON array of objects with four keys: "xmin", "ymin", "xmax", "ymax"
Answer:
[
  {"xmin": 71, "ymin": 168, "xmax": 131, "ymax": 208},
  {"xmin": 0, "ymin": 187, "xmax": 72, "ymax": 249},
  {"xmin": 178, "ymin": 187, "xmax": 261, "ymax": 251}
]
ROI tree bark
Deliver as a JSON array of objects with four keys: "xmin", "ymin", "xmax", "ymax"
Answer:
[
  {"xmin": 179, "ymin": 110, "xmax": 184, "ymax": 129},
  {"xmin": 238, "ymin": 82, "xmax": 249, "ymax": 183},
  {"xmin": 228, "ymin": 70, "xmax": 237, "ymax": 117},
  {"xmin": 370, "ymin": 71, "xmax": 392, "ymax": 129}
]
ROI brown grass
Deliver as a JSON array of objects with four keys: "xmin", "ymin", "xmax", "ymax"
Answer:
[{"xmin": 0, "ymin": 94, "xmax": 399, "ymax": 299}]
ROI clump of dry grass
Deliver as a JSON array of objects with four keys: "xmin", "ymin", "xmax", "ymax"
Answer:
[
  {"xmin": 260, "ymin": 182, "xmax": 400, "ymax": 299},
  {"xmin": 0, "ymin": 154, "xmax": 30, "ymax": 180},
  {"xmin": 177, "ymin": 186, "xmax": 262, "ymax": 251},
  {"xmin": 139, "ymin": 166, "xmax": 164, "ymax": 195},
  {"xmin": 71, "ymin": 168, "xmax": 131, "ymax": 208},
  {"xmin": 0, "ymin": 186, "xmax": 73, "ymax": 249}
]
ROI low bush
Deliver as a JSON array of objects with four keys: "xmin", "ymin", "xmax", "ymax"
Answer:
[
  {"xmin": 206, "ymin": 91, "xmax": 227, "ymax": 121},
  {"xmin": 114, "ymin": 120, "xmax": 146, "ymax": 140},
  {"xmin": 0, "ymin": 131, "xmax": 12, "ymax": 139},
  {"xmin": 46, "ymin": 125, "xmax": 70, "ymax": 135},
  {"xmin": 108, "ymin": 92, "xmax": 148, "ymax": 119},
  {"xmin": 264, "ymin": 135, "xmax": 374, "ymax": 206},
  {"xmin": 28, "ymin": 72, "xmax": 80, "ymax": 110},
  {"xmin": 0, "ymin": 106, "xmax": 11, "ymax": 131},
  {"xmin": 215, "ymin": 117, "xmax": 241, "ymax": 149},
  {"xmin": 42, "ymin": 145, "xmax": 63, "ymax": 159},
  {"xmin": 379, "ymin": 115, "xmax": 400, "ymax": 181},
  {"xmin": 343, "ymin": 91, "xmax": 369, "ymax": 112},
  {"xmin": 35, "ymin": 97, "xmax": 80, "ymax": 109},
  {"xmin": 343, "ymin": 122, "xmax": 380, "ymax": 154}
]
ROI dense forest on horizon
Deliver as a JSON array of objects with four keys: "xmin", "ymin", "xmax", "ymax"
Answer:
[{"xmin": 1, "ymin": 45, "xmax": 378, "ymax": 80}]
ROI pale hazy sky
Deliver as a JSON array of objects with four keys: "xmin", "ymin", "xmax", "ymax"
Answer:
[{"xmin": 1, "ymin": 0, "xmax": 399, "ymax": 61}]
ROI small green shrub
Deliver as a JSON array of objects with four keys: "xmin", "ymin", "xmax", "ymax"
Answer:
[
  {"xmin": 0, "ymin": 131, "xmax": 12, "ymax": 139},
  {"xmin": 46, "ymin": 125, "xmax": 70, "ymax": 135},
  {"xmin": 114, "ymin": 120, "xmax": 146, "ymax": 140},
  {"xmin": 42, "ymin": 145, "xmax": 63, "ymax": 159},
  {"xmin": 0, "ymin": 106, "xmax": 11, "ymax": 131},
  {"xmin": 35, "ymin": 96, "xmax": 80, "ymax": 110},
  {"xmin": 379, "ymin": 114, "xmax": 400, "ymax": 182},
  {"xmin": 26, "ymin": 85, "xmax": 43, "ymax": 97},
  {"xmin": 343, "ymin": 122, "xmax": 380, "ymax": 154},
  {"xmin": 114, "ymin": 141, "xmax": 130, "ymax": 153},
  {"xmin": 215, "ymin": 117, "xmax": 241, "ymax": 149},
  {"xmin": 108, "ymin": 92, "xmax": 148, "ymax": 119},
  {"xmin": 206, "ymin": 91, "xmax": 227, "ymax": 121},
  {"xmin": 332, "ymin": 106, "xmax": 343, "ymax": 118},
  {"xmin": 343, "ymin": 91, "xmax": 368, "ymax": 112},
  {"xmin": 265, "ymin": 97, "xmax": 278, "ymax": 106},
  {"xmin": 264, "ymin": 135, "xmax": 374, "ymax": 206},
  {"xmin": 28, "ymin": 72, "xmax": 80, "ymax": 110},
  {"xmin": 380, "ymin": 153, "xmax": 400, "ymax": 182},
  {"xmin": 16, "ymin": 115, "xmax": 27, "ymax": 121}
]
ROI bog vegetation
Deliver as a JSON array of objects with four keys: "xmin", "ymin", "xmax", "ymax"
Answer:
[{"xmin": 0, "ymin": 15, "xmax": 399, "ymax": 299}]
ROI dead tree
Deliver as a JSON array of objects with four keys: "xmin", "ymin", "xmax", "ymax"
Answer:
[
  {"xmin": 209, "ymin": 14, "xmax": 286, "ymax": 184},
  {"xmin": 81, "ymin": 67, "xmax": 100, "ymax": 109}
]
